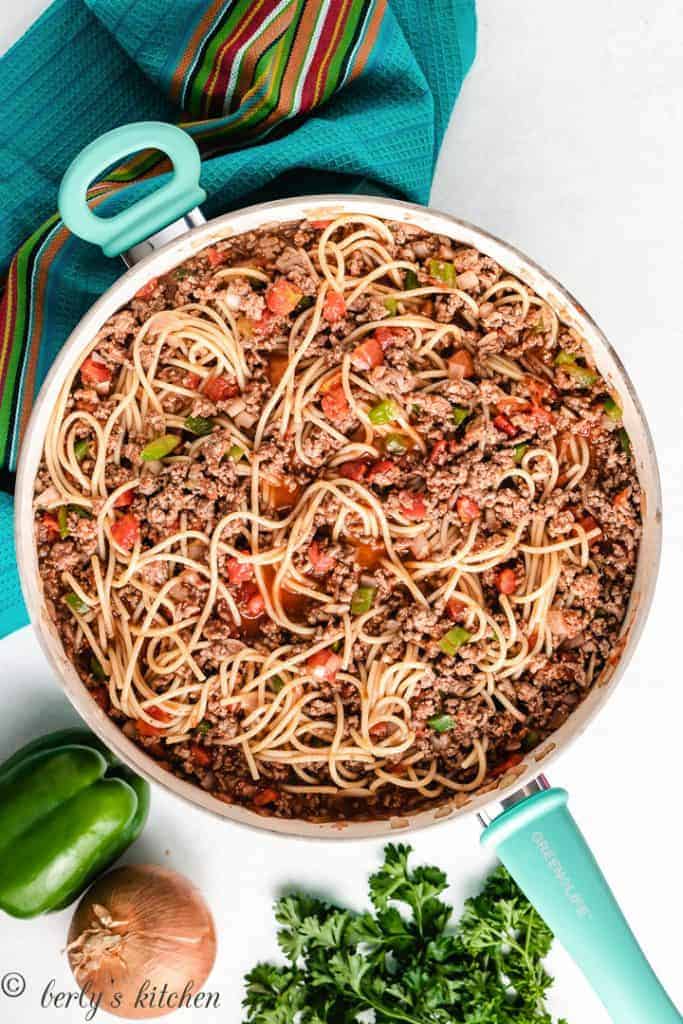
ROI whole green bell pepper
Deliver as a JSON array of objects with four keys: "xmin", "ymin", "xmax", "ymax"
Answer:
[{"xmin": 0, "ymin": 728, "xmax": 150, "ymax": 918}]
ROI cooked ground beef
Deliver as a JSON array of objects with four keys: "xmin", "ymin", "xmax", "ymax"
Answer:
[{"xmin": 33, "ymin": 216, "xmax": 641, "ymax": 821}]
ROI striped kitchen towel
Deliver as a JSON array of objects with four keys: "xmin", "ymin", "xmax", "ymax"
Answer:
[{"xmin": 0, "ymin": 0, "xmax": 476, "ymax": 637}]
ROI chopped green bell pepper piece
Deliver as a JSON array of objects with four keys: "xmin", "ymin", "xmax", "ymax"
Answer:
[
  {"xmin": 428, "ymin": 714, "xmax": 455, "ymax": 733},
  {"xmin": 228, "ymin": 444, "xmax": 246, "ymax": 461},
  {"xmin": 73, "ymin": 439, "xmax": 90, "ymax": 462},
  {"xmin": 368, "ymin": 399, "xmax": 400, "ymax": 425},
  {"xmin": 350, "ymin": 586, "xmax": 376, "ymax": 615},
  {"xmin": 452, "ymin": 405, "xmax": 470, "ymax": 428},
  {"xmin": 603, "ymin": 396, "xmax": 622, "ymax": 421},
  {"xmin": 384, "ymin": 432, "xmax": 410, "ymax": 455},
  {"xmin": 618, "ymin": 428, "xmax": 631, "ymax": 454},
  {"xmin": 65, "ymin": 592, "xmax": 88, "ymax": 615},
  {"xmin": 141, "ymin": 434, "xmax": 180, "ymax": 461},
  {"xmin": 566, "ymin": 364, "xmax": 598, "ymax": 387},
  {"xmin": 522, "ymin": 729, "xmax": 541, "ymax": 751},
  {"xmin": 184, "ymin": 415, "xmax": 214, "ymax": 437},
  {"xmin": 554, "ymin": 350, "xmax": 598, "ymax": 387},
  {"xmin": 69, "ymin": 505, "xmax": 93, "ymax": 520},
  {"xmin": 513, "ymin": 443, "xmax": 528, "ymax": 464},
  {"xmin": 383, "ymin": 298, "xmax": 399, "ymax": 315},
  {"xmin": 89, "ymin": 656, "xmax": 107, "ymax": 681},
  {"xmin": 57, "ymin": 506, "xmax": 69, "ymax": 539},
  {"xmin": 0, "ymin": 730, "xmax": 149, "ymax": 917},
  {"xmin": 438, "ymin": 626, "xmax": 471, "ymax": 656},
  {"xmin": 428, "ymin": 259, "xmax": 457, "ymax": 286},
  {"xmin": 404, "ymin": 269, "xmax": 418, "ymax": 291}
]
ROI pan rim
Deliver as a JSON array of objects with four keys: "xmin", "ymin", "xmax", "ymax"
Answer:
[{"xmin": 14, "ymin": 194, "xmax": 663, "ymax": 839}]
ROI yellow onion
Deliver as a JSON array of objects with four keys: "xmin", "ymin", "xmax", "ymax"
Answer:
[{"xmin": 67, "ymin": 865, "xmax": 216, "ymax": 1019}]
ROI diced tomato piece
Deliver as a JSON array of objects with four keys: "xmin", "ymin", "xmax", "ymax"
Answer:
[
  {"xmin": 447, "ymin": 597, "xmax": 466, "ymax": 620},
  {"xmin": 369, "ymin": 722, "xmax": 388, "ymax": 739},
  {"xmin": 136, "ymin": 704, "xmax": 171, "ymax": 737},
  {"xmin": 42, "ymin": 513, "xmax": 61, "ymax": 537},
  {"xmin": 308, "ymin": 541, "xmax": 336, "ymax": 574},
  {"xmin": 80, "ymin": 356, "xmax": 112, "ymax": 386},
  {"xmin": 351, "ymin": 337, "xmax": 384, "ymax": 371},
  {"xmin": 339, "ymin": 459, "xmax": 368, "ymax": 481},
  {"xmin": 530, "ymin": 403, "xmax": 556, "ymax": 425},
  {"xmin": 203, "ymin": 374, "xmax": 240, "ymax": 403},
  {"xmin": 321, "ymin": 386, "xmax": 350, "ymax": 422},
  {"xmin": 496, "ymin": 396, "xmax": 531, "ymax": 414},
  {"xmin": 490, "ymin": 752, "xmax": 524, "ymax": 778},
  {"xmin": 113, "ymin": 488, "xmax": 135, "ymax": 508},
  {"xmin": 309, "ymin": 219, "xmax": 332, "ymax": 229},
  {"xmin": 266, "ymin": 278, "xmax": 303, "ymax": 315},
  {"xmin": 240, "ymin": 581, "xmax": 266, "ymax": 618},
  {"xmin": 183, "ymin": 371, "xmax": 201, "ymax": 390},
  {"xmin": 225, "ymin": 557, "xmax": 253, "ymax": 584},
  {"xmin": 148, "ymin": 705, "xmax": 172, "ymax": 722},
  {"xmin": 134, "ymin": 277, "xmax": 158, "ymax": 301},
  {"xmin": 493, "ymin": 413, "xmax": 518, "ymax": 438},
  {"xmin": 205, "ymin": 247, "xmax": 227, "ymax": 268},
  {"xmin": 374, "ymin": 326, "xmax": 411, "ymax": 349},
  {"xmin": 253, "ymin": 310, "xmax": 280, "ymax": 339},
  {"xmin": 319, "ymin": 372, "xmax": 343, "ymax": 395},
  {"xmin": 190, "ymin": 743, "xmax": 212, "ymax": 767},
  {"xmin": 245, "ymin": 592, "xmax": 266, "ymax": 618},
  {"xmin": 400, "ymin": 492, "xmax": 426, "ymax": 521},
  {"xmin": 253, "ymin": 787, "xmax": 279, "ymax": 807},
  {"xmin": 136, "ymin": 719, "xmax": 164, "ymax": 737},
  {"xmin": 448, "ymin": 349, "xmax": 474, "ymax": 379},
  {"xmin": 578, "ymin": 515, "xmax": 601, "ymax": 545},
  {"xmin": 111, "ymin": 513, "xmax": 140, "ymax": 551},
  {"xmin": 430, "ymin": 439, "xmax": 448, "ymax": 464},
  {"xmin": 324, "ymin": 290, "xmax": 346, "ymax": 322},
  {"xmin": 613, "ymin": 488, "xmax": 629, "ymax": 508},
  {"xmin": 456, "ymin": 496, "xmax": 480, "ymax": 523},
  {"xmin": 366, "ymin": 459, "xmax": 395, "ymax": 482},
  {"xmin": 496, "ymin": 568, "xmax": 517, "ymax": 595},
  {"xmin": 307, "ymin": 649, "xmax": 342, "ymax": 682},
  {"xmin": 526, "ymin": 377, "xmax": 557, "ymax": 405}
]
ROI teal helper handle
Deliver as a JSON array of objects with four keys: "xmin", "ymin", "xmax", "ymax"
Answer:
[
  {"xmin": 482, "ymin": 788, "xmax": 681, "ymax": 1023},
  {"xmin": 58, "ymin": 122, "xmax": 206, "ymax": 258}
]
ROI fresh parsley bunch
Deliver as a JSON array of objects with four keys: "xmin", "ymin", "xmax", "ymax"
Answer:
[{"xmin": 243, "ymin": 844, "xmax": 568, "ymax": 1023}]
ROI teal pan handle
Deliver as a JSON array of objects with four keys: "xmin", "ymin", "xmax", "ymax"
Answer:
[
  {"xmin": 58, "ymin": 122, "xmax": 206, "ymax": 258},
  {"xmin": 481, "ymin": 787, "xmax": 681, "ymax": 1023}
]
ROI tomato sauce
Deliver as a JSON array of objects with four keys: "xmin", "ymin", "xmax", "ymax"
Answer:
[
  {"xmin": 267, "ymin": 353, "xmax": 289, "ymax": 386},
  {"xmin": 264, "ymin": 478, "xmax": 301, "ymax": 511},
  {"xmin": 261, "ymin": 566, "xmax": 310, "ymax": 622},
  {"xmin": 354, "ymin": 539, "xmax": 385, "ymax": 569}
]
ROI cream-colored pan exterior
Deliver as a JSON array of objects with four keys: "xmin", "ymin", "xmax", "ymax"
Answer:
[{"xmin": 14, "ymin": 196, "xmax": 662, "ymax": 839}]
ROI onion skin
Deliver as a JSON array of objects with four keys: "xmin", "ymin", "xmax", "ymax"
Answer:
[{"xmin": 67, "ymin": 865, "xmax": 216, "ymax": 1019}]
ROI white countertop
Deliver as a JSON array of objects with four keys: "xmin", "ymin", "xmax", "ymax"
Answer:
[{"xmin": 2, "ymin": 2, "xmax": 682, "ymax": 1022}]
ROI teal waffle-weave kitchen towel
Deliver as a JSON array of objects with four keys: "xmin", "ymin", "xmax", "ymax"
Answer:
[{"xmin": 0, "ymin": 0, "xmax": 476, "ymax": 638}]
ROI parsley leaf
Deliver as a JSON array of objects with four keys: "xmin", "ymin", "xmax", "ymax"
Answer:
[{"xmin": 243, "ymin": 845, "xmax": 567, "ymax": 1023}]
